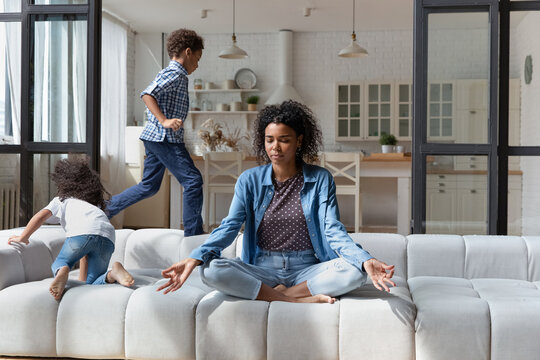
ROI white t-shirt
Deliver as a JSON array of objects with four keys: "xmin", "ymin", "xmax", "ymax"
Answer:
[{"xmin": 44, "ymin": 197, "xmax": 115, "ymax": 244}]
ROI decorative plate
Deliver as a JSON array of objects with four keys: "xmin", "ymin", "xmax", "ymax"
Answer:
[
  {"xmin": 524, "ymin": 55, "xmax": 533, "ymax": 85},
  {"xmin": 234, "ymin": 68, "xmax": 257, "ymax": 89}
]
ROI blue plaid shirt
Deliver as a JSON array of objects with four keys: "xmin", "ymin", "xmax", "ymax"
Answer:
[{"xmin": 140, "ymin": 60, "xmax": 189, "ymax": 143}]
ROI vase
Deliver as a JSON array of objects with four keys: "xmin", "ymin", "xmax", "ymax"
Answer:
[{"xmin": 381, "ymin": 145, "xmax": 393, "ymax": 153}]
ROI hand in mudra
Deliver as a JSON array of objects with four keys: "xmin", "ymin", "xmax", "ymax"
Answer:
[
  {"xmin": 363, "ymin": 258, "xmax": 396, "ymax": 292},
  {"xmin": 157, "ymin": 258, "xmax": 201, "ymax": 294}
]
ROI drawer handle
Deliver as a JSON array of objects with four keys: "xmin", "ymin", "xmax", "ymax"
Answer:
[
  {"xmin": 438, "ymin": 175, "xmax": 446, "ymax": 179},
  {"xmin": 439, "ymin": 189, "xmax": 445, "ymax": 193},
  {"xmin": 470, "ymin": 157, "xmax": 476, "ymax": 160},
  {"xmin": 438, "ymin": 183, "xmax": 445, "ymax": 186},
  {"xmin": 470, "ymin": 189, "xmax": 477, "ymax": 194},
  {"xmin": 470, "ymin": 164, "xmax": 476, "ymax": 168}
]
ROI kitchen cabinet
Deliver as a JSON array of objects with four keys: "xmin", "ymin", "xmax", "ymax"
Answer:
[
  {"xmin": 456, "ymin": 175, "xmax": 487, "ymax": 235},
  {"xmin": 365, "ymin": 82, "xmax": 393, "ymax": 140},
  {"xmin": 395, "ymin": 83, "xmax": 412, "ymax": 140},
  {"xmin": 426, "ymin": 174, "xmax": 457, "ymax": 234},
  {"xmin": 427, "ymin": 172, "xmax": 522, "ymax": 235},
  {"xmin": 427, "ymin": 82, "xmax": 455, "ymax": 141},
  {"xmin": 508, "ymin": 175, "xmax": 522, "ymax": 235},
  {"xmin": 335, "ymin": 81, "xmax": 408, "ymax": 141},
  {"xmin": 336, "ymin": 83, "xmax": 364, "ymax": 140}
]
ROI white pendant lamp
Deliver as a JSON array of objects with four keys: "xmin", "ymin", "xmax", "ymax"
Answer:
[
  {"xmin": 338, "ymin": 0, "xmax": 368, "ymax": 58},
  {"xmin": 219, "ymin": 0, "xmax": 248, "ymax": 59}
]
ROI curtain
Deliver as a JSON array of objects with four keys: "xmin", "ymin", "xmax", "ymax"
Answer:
[
  {"xmin": 0, "ymin": 6, "xmax": 21, "ymax": 144},
  {"xmin": 101, "ymin": 14, "xmax": 127, "ymax": 226}
]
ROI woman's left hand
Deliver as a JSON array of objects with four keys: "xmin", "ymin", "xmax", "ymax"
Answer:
[{"xmin": 362, "ymin": 258, "xmax": 396, "ymax": 292}]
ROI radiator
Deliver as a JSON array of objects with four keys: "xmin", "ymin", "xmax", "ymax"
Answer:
[{"xmin": 0, "ymin": 184, "xmax": 19, "ymax": 230}]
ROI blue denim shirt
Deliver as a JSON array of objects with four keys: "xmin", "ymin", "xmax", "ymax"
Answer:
[{"xmin": 189, "ymin": 163, "xmax": 373, "ymax": 272}]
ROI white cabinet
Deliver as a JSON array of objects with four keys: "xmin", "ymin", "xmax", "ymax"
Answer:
[
  {"xmin": 456, "ymin": 175, "xmax": 487, "ymax": 235},
  {"xmin": 508, "ymin": 175, "xmax": 522, "ymax": 235},
  {"xmin": 335, "ymin": 81, "xmax": 410, "ymax": 141},
  {"xmin": 395, "ymin": 83, "xmax": 412, "ymax": 140},
  {"xmin": 426, "ymin": 174, "xmax": 457, "ymax": 234},
  {"xmin": 365, "ymin": 82, "xmax": 393, "ymax": 140},
  {"xmin": 336, "ymin": 83, "xmax": 364, "ymax": 140},
  {"xmin": 427, "ymin": 82, "xmax": 455, "ymax": 141}
]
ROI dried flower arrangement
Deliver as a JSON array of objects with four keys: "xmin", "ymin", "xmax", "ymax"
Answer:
[{"xmin": 198, "ymin": 118, "xmax": 247, "ymax": 152}]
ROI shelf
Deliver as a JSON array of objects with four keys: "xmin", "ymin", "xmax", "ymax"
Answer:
[
  {"xmin": 189, "ymin": 111, "xmax": 258, "ymax": 115},
  {"xmin": 189, "ymin": 89, "xmax": 259, "ymax": 94},
  {"xmin": 187, "ymin": 111, "xmax": 258, "ymax": 129}
]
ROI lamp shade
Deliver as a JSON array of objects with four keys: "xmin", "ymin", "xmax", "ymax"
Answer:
[
  {"xmin": 338, "ymin": 36, "xmax": 368, "ymax": 58},
  {"xmin": 219, "ymin": 36, "xmax": 248, "ymax": 59}
]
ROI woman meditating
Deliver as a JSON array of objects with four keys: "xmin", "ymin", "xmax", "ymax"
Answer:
[{"xmin": 158, "ymin": 100, "xmax": 395, "ymax": 303}]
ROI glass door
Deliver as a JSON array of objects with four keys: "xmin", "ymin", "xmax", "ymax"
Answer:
[{"xmin": 413, "ymin": 0, "xmax": 498, "ymax": 234}]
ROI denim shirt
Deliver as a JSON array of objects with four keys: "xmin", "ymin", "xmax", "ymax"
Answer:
[{"xmin": 189, "ymin": 163, "xmax": 373, "ymax": 272}]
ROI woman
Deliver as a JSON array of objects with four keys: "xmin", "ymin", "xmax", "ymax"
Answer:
[{"xmin": 158, "ymin": 100, "xmax": 395, "ymax": 303}]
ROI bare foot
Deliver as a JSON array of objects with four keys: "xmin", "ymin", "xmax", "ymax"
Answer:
[
  {"xmin": 50, "ymin": 266, "xmax": 69, "ymax": 301},
  {"xmin": 296, "ymin": 294, "xmax": 336, "ymax": 304},
  {"xmin": 106, "ymin": 262, "xmax": 134, "ymax": 287},
  {"xmin": 273, "ymin": 284, "xmax": 287, "ymax": 293}
]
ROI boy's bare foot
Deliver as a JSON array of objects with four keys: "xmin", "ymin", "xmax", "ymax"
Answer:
[
  {"xmin": 296, "ymin": 294, "xmax": 336, "ymax": 304},
  {"xmin": 273, "ymin": 284, "xmax": 287, "ymax": 293},
  {"xmin": 106, "ymin": 262, "xmax": 134, "ymax": 287},
  {"xmin": 50, "ymin": 266, "xmax": 69, "ymax": 301}
]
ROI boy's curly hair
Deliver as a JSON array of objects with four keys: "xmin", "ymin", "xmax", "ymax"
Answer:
[
  {"xmin": 253, "ymin": 100, "xmax": 323, "ymax": 165},
  {"xmin": 51, "ymin": 157, "xmax": 110, "ymax": 210},
  {"xmin": 167, "ymin": 29, "xmax": 204, "ymax": 58}
]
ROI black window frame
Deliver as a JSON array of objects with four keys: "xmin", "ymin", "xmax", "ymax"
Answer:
[{"xmin": 0, "ymin": 0, "xmax": 101, "ymax": 224}]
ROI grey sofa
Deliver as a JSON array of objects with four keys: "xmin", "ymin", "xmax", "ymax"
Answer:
[{"xmin": 0, "ymin": 226, "xmax": 539, "ymax": 359}]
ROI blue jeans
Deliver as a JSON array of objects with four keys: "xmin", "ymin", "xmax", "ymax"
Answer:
[
  {"xmin": 200, "ymin": 250, "xmax": 367, "ymax": 299},
  {"xmin": 107, "ymin": 140, "xmax": 204, "ymax": 236},
  {"xmin": 51, "ymin": 235, "xmax": 114, "ymax": 285}
]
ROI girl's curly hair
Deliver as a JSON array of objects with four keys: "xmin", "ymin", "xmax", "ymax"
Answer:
[
  {"xmin": 253, "ymin": 100, "xmax": 323, "ymax": 165},
  {"xmin": 51, "ymin": 157, "xmax": 110, "ymax": 210},
  {"xmin": 167, "ymin": 29, "xmax": 204, "ymax": 58}
]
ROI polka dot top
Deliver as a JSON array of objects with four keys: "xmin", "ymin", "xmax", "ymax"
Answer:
[{"xmin": 257, "ymin": 172, "xmax": 313, "ymax": 251}]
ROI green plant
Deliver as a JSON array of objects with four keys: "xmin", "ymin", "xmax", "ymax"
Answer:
[
  {"xmin": 379, "ymin": 133, "xmax": 397, "ymax": 146},
  {"xmin": 246, "ymin": 95, "xmax": 260, "ymax": 105}
]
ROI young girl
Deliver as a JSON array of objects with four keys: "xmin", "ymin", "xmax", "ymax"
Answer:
[{"xmin": 8, "ymin": 157, "xmax": 134, "ymax": 300}]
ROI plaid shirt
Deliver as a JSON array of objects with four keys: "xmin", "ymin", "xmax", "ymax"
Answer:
[{"xmin": 140, "ymin": 60, "xmax": 189, "ymax": 143}]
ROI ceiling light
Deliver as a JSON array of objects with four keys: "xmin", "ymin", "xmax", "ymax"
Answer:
[
  {"xmin": 303, "ymin": 8, "xmax": 311, "ymax": 17},
  {"xmin": 219, "ymin": 0, "xmax": 248, "ymax": 59},
  {"xmin": 338, "ymin": 0, "xmax": 368, "ymax": 58},
  {"xmin": 200, "ymin": 9, "xmax": 208, "ymax": 19}
]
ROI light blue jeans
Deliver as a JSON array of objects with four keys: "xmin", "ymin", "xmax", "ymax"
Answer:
[
  {"xmin": 200, "ymin": 249, "xmax": 367, "ymax": 300},
  {"xmin": 51, "ymin": 234, "xmax": 114, "ymax": 285}
]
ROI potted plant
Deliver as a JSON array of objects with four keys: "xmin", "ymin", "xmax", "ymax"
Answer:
[
  {"xmin": 379, "ymin": 133, "xmax": 397, "ymax": 153},
  {"xmin": 246, "ymin": 95, "xmax": 259, "ymax": 111}
]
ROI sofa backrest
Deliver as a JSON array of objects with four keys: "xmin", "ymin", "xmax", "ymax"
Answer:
[
  {"xmin": 349, "ymin": 233, "xmax": 408, "ymax": 279},
  {"xmin": 0, "ymin": 226, "xmax": 66, "ymax": 291},
  {"xmin": 407, "ymin": 234, "xmax": 540, "ymax": 281},
  {"xmin": 117, "ymin": 229, "xmax": 238, "ymax": 269}
]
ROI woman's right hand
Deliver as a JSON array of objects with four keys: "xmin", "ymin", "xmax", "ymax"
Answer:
[
  {"xmin": 157, "ymin": 258, "xmax": 202, "ymax": 294},
  {"xmin": 7, "ymin": 235, "xmax": 29, "ymax": 245}
]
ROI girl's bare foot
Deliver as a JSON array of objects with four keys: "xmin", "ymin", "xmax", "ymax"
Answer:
[
  {"xmin": 50, "ymin": 266, "xmax": 69, "ymax": 301},
  {"xmin": 296, "ymin": 294, "xmax": 336, "ymax": 304},
  {"xmin": 106, "ymin": 262, "xmax": 134, "ymax": 287},
  {"xmin": 273, "ymin": 284, "xmax": 287, "ymax": 293}
]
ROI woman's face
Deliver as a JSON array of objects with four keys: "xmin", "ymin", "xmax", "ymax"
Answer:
[{"xmin": 264, "ymin": 122, "xmax": 303, "ymax": 167}]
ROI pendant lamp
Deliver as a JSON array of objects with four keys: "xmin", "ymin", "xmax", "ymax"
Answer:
[
  {"xmin": 219, "ymin": 0, "xmax": 248, "ymax": 59},
  {"xmin": 338, "ymin": 0, "xmax": 368, "ymax": 58}
]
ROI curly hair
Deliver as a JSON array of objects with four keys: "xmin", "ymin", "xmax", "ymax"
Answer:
[
  {"xmin": 51, "ymin": 157, "xmax": 110, "ymax": 210},
  {"xmin": 253, "ymin": 100, "xmax": 323, "ymax": 165},
  {"xmin": 167, "ymin": 29, "xmax": 204, "ymax": 58}
]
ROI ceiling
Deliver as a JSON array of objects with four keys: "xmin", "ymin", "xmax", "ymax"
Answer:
[{"xmin": 102, "ymin": 0, "xmax": 415, "ymax": 34}]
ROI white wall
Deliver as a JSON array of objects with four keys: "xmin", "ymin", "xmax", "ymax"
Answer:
[{"xmin": 514, "ymin": 12, "xmax": 540, "ymax": 235}]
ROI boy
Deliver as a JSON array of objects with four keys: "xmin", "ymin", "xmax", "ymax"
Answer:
[{"xmin": 108, "ymin": 29, "xmax": 204, "ymax": 236}]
